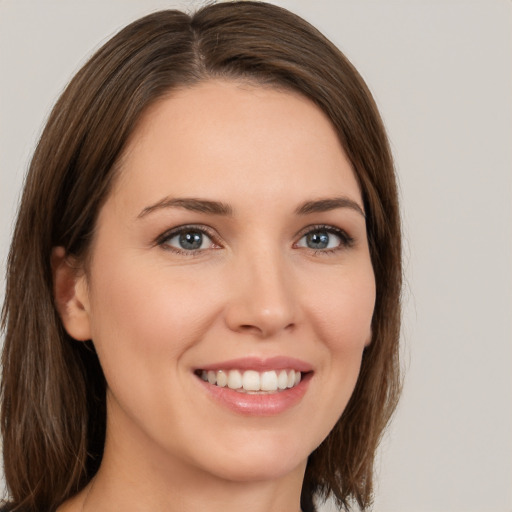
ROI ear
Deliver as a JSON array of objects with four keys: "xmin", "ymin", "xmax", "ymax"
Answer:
[{"xmin": 51, "ymin": 246, "xmax": 92, "ymax": 341}]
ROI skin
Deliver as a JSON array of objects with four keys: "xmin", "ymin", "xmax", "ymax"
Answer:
[{"xmin": 54, "ymin": 80, "xmax": 376, "ymax": 512}]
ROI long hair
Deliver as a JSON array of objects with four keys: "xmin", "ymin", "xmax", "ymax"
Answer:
[{"xmin": 1, "ymin": 3, "xmax": 401, "ymax": 511}]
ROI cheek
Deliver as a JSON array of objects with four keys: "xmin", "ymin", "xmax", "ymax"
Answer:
[
  {"xmin": 86, "ymin": 256, "xmax": 223, "ymax": 377},
  {"xmin": 307, "ymin": 263, "xmax": 375, "ymax": 403},
  {"xmin": 307, "ymin": 266, "xmax": 376, "ymax": 351},
  {"xmin": 293, "ymin": 264, "xmax": 375, "ymax": 450}
]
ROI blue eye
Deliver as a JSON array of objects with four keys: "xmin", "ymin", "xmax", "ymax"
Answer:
[
  {"xmin": 296, "ymin": 227, "xmax": 352, "ymax": 251},
  {"xmin": 304, "ymin": 231, "xmax": 331, "ymax": 249},
  {"xmin": 160, "ymin": 227, "xmax": 215, "ymax": 252}
]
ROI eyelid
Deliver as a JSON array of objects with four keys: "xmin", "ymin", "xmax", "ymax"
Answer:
[
  {"xmin": 155, "ymin": 224, "xmax": 222, "ymax": 253},
  {"xmin": 154, "ymin": 223, "xmax": 354, "ymax": 256},
  {"xmin": 294, "ymin": 224, "xmax": 355, "ymax": 251}
]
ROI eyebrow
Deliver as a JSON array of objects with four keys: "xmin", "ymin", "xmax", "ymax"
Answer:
[
  {"xmin": 295, "ymin": 197, "xmax": 365, "ymax": 217},
  {"xmin": 138, "ymin": 197, "xmax": 233, "ymax": 218},
  {"xmin": 138, "ymin": 195, "xmax": 364, "ymax": 219}
]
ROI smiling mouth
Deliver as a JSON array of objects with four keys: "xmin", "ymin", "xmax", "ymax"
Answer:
[{"xmin": 195, "ymin": 369, "xmax": 303, "ymax": 393}]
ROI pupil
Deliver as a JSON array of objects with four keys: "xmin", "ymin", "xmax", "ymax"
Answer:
[
  {"xmin": 179, "ymin": 231, "xmax": 203, "ymax": 250},
  {"xmin": 307, "ymin": 232, "xmax": 329, "ymax": 249}
]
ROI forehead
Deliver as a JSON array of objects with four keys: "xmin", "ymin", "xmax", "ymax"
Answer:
[{"xmin": 111, "ymin": 79, "xmax": 361, "ymax": 212}]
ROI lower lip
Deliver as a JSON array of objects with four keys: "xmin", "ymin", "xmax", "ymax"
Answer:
[{"xmin": 196, "ymin": 373, "xmax": 312, "ymax": 416}]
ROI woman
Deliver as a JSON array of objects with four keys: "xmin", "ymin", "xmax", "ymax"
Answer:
[{"xmin": 1, "ymin": 2, "xmax": 401, "ymax": 511}]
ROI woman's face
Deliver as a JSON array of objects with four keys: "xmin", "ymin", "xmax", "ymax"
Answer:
[{"xmin": 71, "ymin": 80, "xmax": 375, "ymax": 485}]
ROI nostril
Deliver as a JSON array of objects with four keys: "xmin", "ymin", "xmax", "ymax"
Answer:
[
  {"xmin": 239, "ymin": 324, "xmax": 259, "ymax": 331},
  {"xmin": 237, "ymin": 321, "xmax": 295, "ymax": 338}
]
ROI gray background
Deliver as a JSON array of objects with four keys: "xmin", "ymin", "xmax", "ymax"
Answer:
[{"xmin": 1, "ymin": 1, "xmax": 511, "ymax": 511}]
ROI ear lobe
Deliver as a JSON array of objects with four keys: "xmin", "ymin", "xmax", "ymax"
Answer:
[{"xmin": 51, "ymin": 246, "xmax": 92, "ymax": 341}]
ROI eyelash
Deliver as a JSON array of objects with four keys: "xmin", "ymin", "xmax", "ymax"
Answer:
[
  {"xmin": 295, "ymin": 224, "xmax": 355, "ymax": 255},
  {"xmin": 155, "ymin": 224, "xmax": 219, "ymax": 256},
  {"xmin": 155, "ymin": 224, "xmax": 355, "ymax": 256}
]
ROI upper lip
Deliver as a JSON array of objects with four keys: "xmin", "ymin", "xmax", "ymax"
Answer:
[{"xmin": 196, "ymin": 356, "xmax": 313, "ymax": 373}]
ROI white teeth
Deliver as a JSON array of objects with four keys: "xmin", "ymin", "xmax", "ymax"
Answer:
[
  {"xmin": 216, "ymin": 370, "xmax": 228, "ymax": 387},
  {"xmin": 260, "ymin": 370, "xmax": 278, "ymax": 391},
  {"xmin": 242, "ymin": 370, "xmax": 260, "ymax": 391},
  {"xmin": 277, "ymin": 370, "xmax": 288, "ymax": 390},
  {"xmin": 227, "ymin": 369, "xmax": 243, "ymax": 390},
  {"xmin": 287, "ymin": 369, "xmax": 295, "ymax": 388},
  {"xmin": 199, "ymin": 368, "xmax": 303, "ymax": 393}
]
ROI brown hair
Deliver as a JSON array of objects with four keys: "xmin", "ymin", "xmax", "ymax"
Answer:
[{"xmin": 1, "ymin": 2, "xmax": 401, "ymax": 511}]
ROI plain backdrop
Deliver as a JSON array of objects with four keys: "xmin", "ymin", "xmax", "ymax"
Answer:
[{"xmin": 1, "ymin": 1, "xmax": 511, "ymax": 511}]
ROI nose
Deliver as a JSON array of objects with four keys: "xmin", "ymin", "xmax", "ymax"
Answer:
[{"xmin": 224, "ymin": 247, "xmax": 297, "ymax": 338}]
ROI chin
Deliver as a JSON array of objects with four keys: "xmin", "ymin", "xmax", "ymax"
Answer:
[
  {"xmin": 192, "ymin": 432, "xmax": 312, "ymax": 483},
  {"xmin": 207, "ymin": 456, "xmax": 306, "ymax": 484}
]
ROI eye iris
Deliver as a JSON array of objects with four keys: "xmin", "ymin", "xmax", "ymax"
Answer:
[
  {"xmin": 179, "ymin": 231, "xmax": 203, "ymax": 250},
  {"xmin": 307, "ymin": 231, "xmax": 329, "ymax": 249}
]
